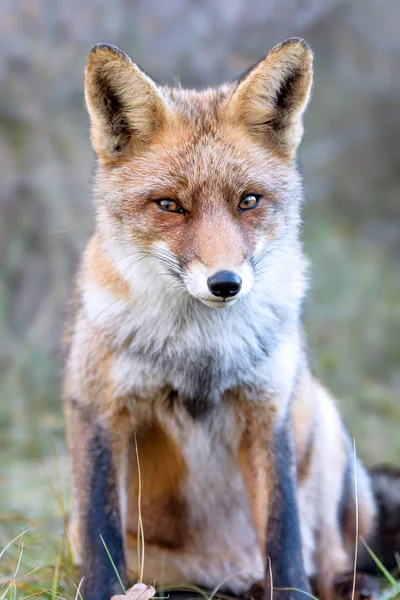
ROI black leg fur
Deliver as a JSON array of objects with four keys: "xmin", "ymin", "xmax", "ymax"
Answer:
[
  {"xmin": 265, "ymin": 416, "xmax": 310, "ymax": 600},
  {"xmin": 81, "ymin": 425, "xmax": 126, "ymax": 600}
]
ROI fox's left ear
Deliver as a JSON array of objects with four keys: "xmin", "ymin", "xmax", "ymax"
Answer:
[{"xmin": 228, "ymin": 38, "xmax": 313, "ymax": 158}]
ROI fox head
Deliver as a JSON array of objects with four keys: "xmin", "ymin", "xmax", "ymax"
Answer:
[{"xmin": 85, "ymin": 39, "xmax": 312, "ymax": 309}]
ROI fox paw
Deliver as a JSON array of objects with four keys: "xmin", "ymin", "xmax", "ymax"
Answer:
[
  {"xmin": 333, "ymin": 572, "xmax": 380, "ymax": 600},
  {"xmin": 243, "ymin": 581, "xmax": 309, "ymax": 600}
]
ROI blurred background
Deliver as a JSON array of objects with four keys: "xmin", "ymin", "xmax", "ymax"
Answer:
[{"xmin": 0, "ymin": 0, "xmax": 399, "ymax": 518}]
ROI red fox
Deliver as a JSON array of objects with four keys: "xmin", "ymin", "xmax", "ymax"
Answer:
[{"xmin": 63, "ymin": 39, "xmax": 397, "ymax": 600}]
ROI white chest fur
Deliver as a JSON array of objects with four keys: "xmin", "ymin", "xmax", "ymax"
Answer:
[{"xmin": 83, "ymin": 273, "xmax": 301, "ymax": 416}]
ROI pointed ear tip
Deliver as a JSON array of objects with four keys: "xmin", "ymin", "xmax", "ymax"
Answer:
[
  {"xmin": 272, "ymin": 37, "xmax": 313, "ymax": 65},
  {"xmin": 86, "ymin": 43, "xmax": 130, "ymax": 69},
  {"xmin": 280, "ymin": 37, "xmax": 312, "ymax": 50}
]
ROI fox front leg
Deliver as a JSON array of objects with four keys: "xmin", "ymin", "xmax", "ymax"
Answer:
[
  {"xmin": 264, "ymin": 416, "xmax": 310, "ymax": 600},
  {"xmin": 240, "ymin": 409, "xmax": 309, "ymax": 600},
  {"xmin": 66, "ymin": 401, "xmax": 128, "ymax": 600}
]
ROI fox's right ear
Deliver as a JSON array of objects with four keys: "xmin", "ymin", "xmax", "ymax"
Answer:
[{"xmin": 85, "ymin": 44, "xmax": 169, "ymax": 162}]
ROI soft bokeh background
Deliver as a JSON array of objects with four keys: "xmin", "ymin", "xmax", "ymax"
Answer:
[{"xmin": 1, "ymin": 0, "xmax": 399, "ymax": 519}]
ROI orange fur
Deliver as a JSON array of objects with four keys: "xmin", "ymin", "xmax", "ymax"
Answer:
[{"xmin": 64, "ymin": 39, "xmax": 377, "ymax": 600}]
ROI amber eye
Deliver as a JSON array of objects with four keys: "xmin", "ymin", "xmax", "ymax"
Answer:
[
  {"xmin": 238, "ymin": 194, "xmax": 260, "ymax": 212},
  {"xmin": 156, "ymin": 199, "xmax": 185, "ymax": 214}
]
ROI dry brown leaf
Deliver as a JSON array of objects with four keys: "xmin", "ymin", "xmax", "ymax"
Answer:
[{"xmin": 111, "ymin": 582, "xmax": 156, "ymax": 600}]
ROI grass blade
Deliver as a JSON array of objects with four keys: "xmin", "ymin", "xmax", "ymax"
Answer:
[
  {"xmin": 351, "ymin": 438, "xmax": 359, "ymax": 600},
  {"xmin": 0, "ymin": 527, "xmax": 33, "ymax": 560},
  {"xmin": 100, "ymin": 534, "xmax": 127, "ymax": 594},
  {"xmin": 134, "ymin": 433, "xmax": 145, "ymax": 584},
  {"xmin": 361, "ymin": 537, "xmax": 400, "ymax": 592}
]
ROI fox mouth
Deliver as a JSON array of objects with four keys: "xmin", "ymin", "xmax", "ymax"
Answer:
[{"xmin": 197, "ymin": 296, "xmax": 239, "ymax": 309}]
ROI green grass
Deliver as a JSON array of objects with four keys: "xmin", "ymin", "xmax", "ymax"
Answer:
[
  {"xmin": 0, "ymin": 515, "xmax": 78, "ymax": 600},
  {"xmin": 303, "ymin": 203, "xmax": 400, "ymax": 466},
  {"xmin": 1, "ymin": 517, "xmax": 399, "ymax": 599}
]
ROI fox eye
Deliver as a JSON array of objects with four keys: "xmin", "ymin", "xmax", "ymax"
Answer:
[
  {"xmin": 156, "ymin": 199, "xmax": 185, "ymax": 214},
  {"xmin": 238, "ymin": 194, "xmax": 260, "ymax": 212}
]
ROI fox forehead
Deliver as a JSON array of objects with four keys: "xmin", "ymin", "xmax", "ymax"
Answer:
[{"xmin": 98, "ymin": 93, "xmax": 294, "ymax": 209}]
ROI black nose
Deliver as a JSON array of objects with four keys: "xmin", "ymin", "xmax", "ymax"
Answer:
[{"xmin": 207, "ymin": 270, "xmax": 242, "ymax": 298}]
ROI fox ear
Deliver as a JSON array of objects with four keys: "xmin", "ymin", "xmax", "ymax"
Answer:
[
  {"xmin": 228, "ymin": 38, "xmax": 313, "ymax": 158},
  {"xmin": 85, "ymin": 44, "xmax": 168, "ymax": 161}
]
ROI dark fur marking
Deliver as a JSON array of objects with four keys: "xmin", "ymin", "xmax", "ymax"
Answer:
[
  {"xmin": 179, "ymin": 353, "xmax": 218, "ymax": 419},
  {"xmin": 183, "ymin": 394, "xmax": 216, "ymax": 420},
  {"xmin": 180, "ymin": 337, "xmax": 272, "ymax": 419},
  {"xmin": 94, "ymin": 71, "xmax": 132, "ymax": 150},
  {"xmin": 338, "ymin": 454, "xmax": 352, "ymax": 539},
  {"xmin": 275, "ymin": 71, "xmax": 300, "ymax": 112},
  {"xmin": 265, "ymin": 417, "xmax": 310, "ymax": 599},
  {"xmin": 81, "ymin": 426, "xmax": 126, "ymax": 600},
  {"xmin": 358, "ymin": 465, "xmax": 400, "ymax": 573},
  {"xmin": 332, "ymin": 572, "xmax": 380, "ymax": 600}
]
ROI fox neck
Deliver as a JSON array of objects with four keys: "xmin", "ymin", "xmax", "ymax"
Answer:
[{"xmin": 84, "ymin": 232, "xmax": 308, "ymax": 416}]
